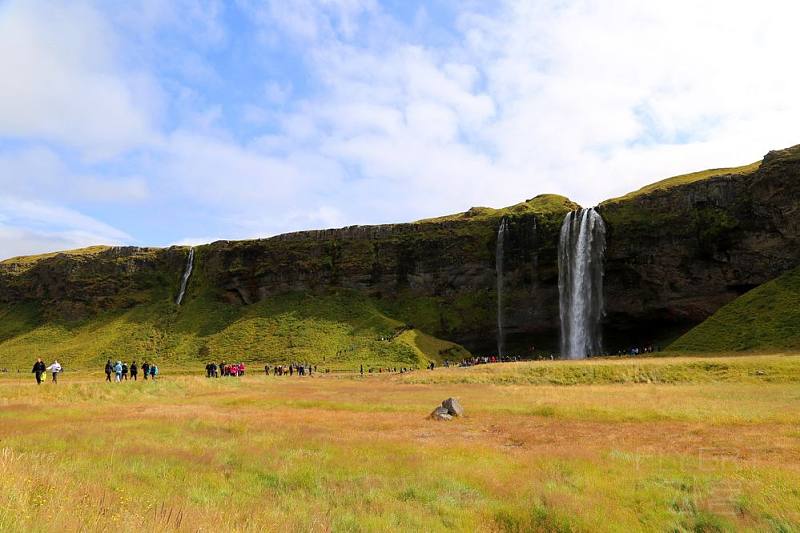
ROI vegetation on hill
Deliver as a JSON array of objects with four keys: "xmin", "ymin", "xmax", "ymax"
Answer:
[
  {"xmin": 0, "ymin": 245, "xmax": 114, "ymax": 269},
  {"xmin": 415, "ymin": 194, "xmax": 579, "ymax": 224},
  {"xmin": 669, "ymin": 266, "xmax": 800, "ymax": 352},
  {"xmin": 0, "ymin": 286, "xmax": 469, "ymax": 370},
  {"xmin": 602, "ymin": 161, "xmax": 761, "ymax": 205}
]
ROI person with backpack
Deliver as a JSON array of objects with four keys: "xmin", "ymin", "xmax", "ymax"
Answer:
[
  {"xmin": 114, "ymin": 361, "xmax": 123, "ymax": 382},
  {"xmin": 32, "ymin": 358, "xmax": 46, "ymax": 385},
  {"xmin": 104, "ymin": 359, "xmax": 113, "ymax": 382},
  {"xmin": 46, "ymin": 360, "xmax": 62, "ymax": 383},
  {"xmin": 130, "ymin": 361, "xmax": 138, "ymax": 381},
  {"xmin": 149, "ymin": 363, "xmax": 158, "ymax": 380},
  {"xmin": 122, "ymin": 362, "xmax": 128, "ymax": 381},
  {"xmin": 142, "ymin": 361, "xmax": 150, "ymax": 380}
]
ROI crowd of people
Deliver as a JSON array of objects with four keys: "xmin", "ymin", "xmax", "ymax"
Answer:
[
  {"xmin": 103, "ymin": 359, "xmax": 158, "ymax": 382},
  {"xmin": 22, "ymin": 344, "xmax": 666, "ymax": 385},
  {"xmin": 204, "ymin": 362, "xmax": 247, "ymax": 377},
  {"xmin": 456, "ymin": 355, "xmax": 523, "ymax": 367},
  {"xmin": 266, "ymin": 363, "xmax": 314, "ymax": 376},
  {"xmin": 614, "ymin": 346, "xmax": 659, "ymax": 356}
]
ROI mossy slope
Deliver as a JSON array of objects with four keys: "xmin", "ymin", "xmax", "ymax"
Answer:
[
  {"xmin": 0, "ymin": 288, "xmax": 468, "ymax": 370},
  {"xmin": 670, "ymin": 266, "xmax": 800, "ymax": 352}
]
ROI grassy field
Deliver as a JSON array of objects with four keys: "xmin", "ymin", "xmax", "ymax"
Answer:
[{"xmin": 1, "ymin": 354, "xmax": 799, "ymax": 532}]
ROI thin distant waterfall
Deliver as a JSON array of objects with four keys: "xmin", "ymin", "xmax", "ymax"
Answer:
[
  {"xmin": 495, "ymin": 218, "xmax": 509, "ymax": 356},
  {"xmin": 558, "ymin": 208, "xmax": 606, "ymax": 359},
  {"xmin": 175, "ymin": 248, "xmax": 195, "ymax": 306}
]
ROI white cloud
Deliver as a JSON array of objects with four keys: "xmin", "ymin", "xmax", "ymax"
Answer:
[
  {"xmin": 0, "ymin": 147, "xmax": 148, "ymax": 203},
  {"xmin": 4, "ymin": 0, "xmax": 800, "ymax": 259},
  {"xmin": 0, "ymin": 0, "xmax": 158, "ymax": 157},
  {"xmin": 0, "ymin": 196, "xmax": 131, "ymax": 260}
]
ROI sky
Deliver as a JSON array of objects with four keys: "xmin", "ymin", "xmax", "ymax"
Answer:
[{"xmin": 2, "ymin": 0, "xmax": 800, "ymax": 259}]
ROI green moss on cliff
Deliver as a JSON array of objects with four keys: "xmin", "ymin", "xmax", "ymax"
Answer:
[
  {"xmin": 603, "ymin": 161, "xmax": 761, "ymax": 205},
  {"xmin": 670, "ymin": 266, "xmax": 800, "ymax": 352},
  {"xmin": 415, "ymin": 194, "xmax": 579, "ymax": 224},
  {"xmin": 0, "ymin": 246, "xmax": 113, "ymax": 268}
]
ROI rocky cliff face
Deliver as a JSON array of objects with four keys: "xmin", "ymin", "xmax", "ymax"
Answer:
[
  {"xmin": 0, "ymin": 247, "xmax": 186, "ymax": 320},
  {"xmin": 599, "ymin": 145, "xmax": 800, "ymax": 348},
  {"xmin": 2, "ymin": 145, "xmax": 800, "ymax": 355},
  {"xmin": 195, "ymin": 195, "xmax": 574, "ymax": 353}
]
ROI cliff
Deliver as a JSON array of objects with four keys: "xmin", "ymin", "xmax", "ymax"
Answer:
[
  {"xmin": 2, "ymin": 144, "xmax": 800, "ymax": 364},
  {"xmin": 599, "ymin": 144, "xmax": 800, "ymax": 348}
]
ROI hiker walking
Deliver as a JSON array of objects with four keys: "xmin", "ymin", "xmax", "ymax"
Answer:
[
  {"xmin": 32, "ymin": 358, "xmax": 46, "ymax": 385},
  {"xmin": 122, "ymin": 362, "xmax": 129, "ymax": 381},
  {"xmin": 142, "ymin": 361, "xmax": 150, "ymax": 380},
  {"xmin": 130, "ymin": 361, "xmax": 138, "ymax": 381},
  {"xmin": 114, "ymin": 361, "xmax": 123, "ymax": 382},
  {"xmin": 149, "ymin": 363, "xmax": 158, "ymax": 380},
  {"xmin": 46, "ymin": 360, "xmax": 62, "ymax": 383},
  {"xmin": 104, "ymin": 359, "xmax": 113, "ymax": 382}
]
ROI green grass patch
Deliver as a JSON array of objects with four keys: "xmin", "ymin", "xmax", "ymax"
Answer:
[{"xmin": 671, "ymin": 266, "xmax": 800, "ymax": 352}]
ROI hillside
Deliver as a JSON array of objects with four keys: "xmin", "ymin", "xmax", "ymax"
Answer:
[
  {"xmin": 0, "ymin": 286, "xmax": 468, "ymax": 370},
  {"xmin": 669, "ymin": 266, "xmax": 800, "ymax": 352}
]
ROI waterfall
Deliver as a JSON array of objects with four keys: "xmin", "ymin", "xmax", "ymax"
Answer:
[
  {"xmin": 558, "ymin": 208, "xmax": 606, "ymax": 359},
  {"xmin": 175, "ymin": 248, "xmax": 195, "ymax": 306},
  {"xmin": 495, "ymin": 218, "xmax": 509, "ymax": 356}
]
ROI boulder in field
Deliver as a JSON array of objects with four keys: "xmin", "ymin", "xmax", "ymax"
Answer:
[{"xmin": 442, "ymin": 397, "xmax": 464, "ymax": 417}]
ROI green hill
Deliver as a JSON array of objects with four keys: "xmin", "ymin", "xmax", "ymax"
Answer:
[
  {"xmin": 602, "ymin": 160, "xmax": 761, "ymax": 205},
  {"xmin": 669, "ymin": 266, "xmax": 800, "ymax": 352},
  {"xmin": 0, "ymin": 287, "xmax": 469, "ymax": 371}
]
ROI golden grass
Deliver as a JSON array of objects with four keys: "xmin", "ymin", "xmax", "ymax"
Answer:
[{"xmin": 1, "ymin": 354, "xmax": 799, "ymax": 531}]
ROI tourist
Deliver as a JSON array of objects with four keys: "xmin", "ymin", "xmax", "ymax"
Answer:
[
  {"xmin": 114, "ymin": 361, "xmax": 123, "ymax": 382},
  {"xmin": 46, "ymin": 360, "xmax": 62, "ymax": 383},
  {"xmin": 149, "ymin": 363, "xmax": 158, "ymax": 380},
  {"xmin": 104, "ymin": 359, "xmax": 113, "ymax": 382},
  {"xmin": 130, "ymin": 361, "xmax": 138, "ymax": 381},
  {"xmin": 32, "ymin": 358, "xmax": 46, "ymax": 385},
  {"xmin": 264, "ymin": 364, "xmax": 270, "ymax": 376},
  {"xmin": 142, "ymin": 361, "xmax": 150, "ymax": 380},
  {"xmin": 122, "ymin": 362, "xmax": 129, "ymax": 381}
]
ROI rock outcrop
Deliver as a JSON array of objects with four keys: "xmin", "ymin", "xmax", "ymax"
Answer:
[
  {"xmin": 600, "ymin": 145, "xmax": 800, "ymax": 348},
  {"xmin": 430, "ymin": 398, "xmax": 464, "ymax": 421}
]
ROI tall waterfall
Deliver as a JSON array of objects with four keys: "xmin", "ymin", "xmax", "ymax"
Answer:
[
  {"xmin": 175, "ymin": 248, "xmax": 195, "ymax": 306},
  {"xmin": 495, "ymin": 218, "xmax": 509, "ymax": 356},
  {"xmin": 558, "ymin": 208, "xmax": 606, "ymax": 359}
]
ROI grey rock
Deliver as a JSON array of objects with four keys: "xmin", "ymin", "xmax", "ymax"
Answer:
[
  {"xmin": 430, "ymin": 406, "xmax": 453, "ymax": 421},
  {"xmin": 442, "ymin": 397, "xmax": 464, "ymax": 417}
]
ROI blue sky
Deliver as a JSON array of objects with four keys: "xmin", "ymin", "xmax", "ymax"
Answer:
[{"xmin": 2, "ymin": 0, "xmax": 800, "ymax": 259}]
